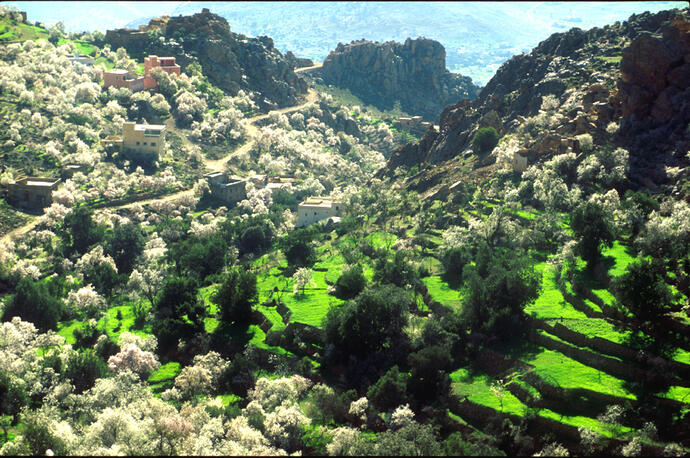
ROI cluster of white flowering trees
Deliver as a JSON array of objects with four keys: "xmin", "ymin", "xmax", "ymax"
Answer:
[
  {"xmin": 246, "ymin": 99, "xmax": 388, "ymax": 200},
  {"xmin": 0, "ymin": 38, "xmax": 197, "ymax": 217}
]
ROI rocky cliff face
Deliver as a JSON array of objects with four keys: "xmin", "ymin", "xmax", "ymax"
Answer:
[
  {"xmin": 319, "ymin": 38, "xmax": 479, "ymax": 121},
  {"xmin": 380, "ymin": 8, "xmax": 690, "ymax": 197},
  {"xmin": 106, "ymin": 9, "xmax": 307, "ymax": 110},
  {"xmin": 615, "ymin": 15, "xmax": 690, "ymax": 158}
]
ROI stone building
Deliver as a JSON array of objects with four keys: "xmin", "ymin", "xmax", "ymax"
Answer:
[
  {"xmin": 296, "ymin": 197, "xmax": 343, "ymax": 227},
  {"xmin": 512, "ymin": 150, "xmax": 528, "ymax": 172},
  {"xmin": 251, "ymin": 175, "xmax": 296, "ymax": 194},
  {"xmin": 205, "ymin": 171, "xmax": 247, "ymax": 205},
  {"xmin": 7, "ymin": 177, "xmax": 60, "ymax": 209},
  {"xmin": 397, "ymin": 115, "xmax": 432, "ymax": 134},
  {"xmin": 103, "ymin": 69, "xmax": 145, "ymax": 92}
]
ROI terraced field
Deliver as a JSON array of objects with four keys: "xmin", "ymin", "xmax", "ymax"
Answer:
[{"xmin": 446, "ymin": 246, "xmax": 690, "ymax": 446}]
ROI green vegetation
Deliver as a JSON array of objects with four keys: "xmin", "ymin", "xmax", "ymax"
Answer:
[
  {"xmin": 471, "ymin": 127, "xmax": 500, "ymax": 153},
  {"xmin": 0, "ymin": 17, "xmax": 47, "ymax": 42}
]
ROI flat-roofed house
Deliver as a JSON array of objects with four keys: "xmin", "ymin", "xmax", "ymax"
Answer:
[
  {"xmin": 103, "ymin": 69, "xmax": 145, "ymax": 92},
  {"xmin": 120, "ymin": 122, "xmax": 165, "ymax": 163},
  {"xmin": 67, "ymin": 53, "xmax": 94, "ymax": 66},
  {"xmin": 7, "ymin": 177, "xmax": 60, "ymax": 209},
  {"xmin": 204, "ymin": 171, "xmax": 247, "ymax": 205},
  {"xmin": 296, "ymin": 197, "xmax": 343, "ymax": 227}
]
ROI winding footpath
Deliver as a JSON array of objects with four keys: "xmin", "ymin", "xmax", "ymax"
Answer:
[{"xmin": 1, "ymin": 70, "xmax": 321, "ymax": 245}]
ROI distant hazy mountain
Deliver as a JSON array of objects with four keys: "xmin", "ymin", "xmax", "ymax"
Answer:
[{"xmin": 10, "ymin": 1, "xmax": 687, "ymax": 85}]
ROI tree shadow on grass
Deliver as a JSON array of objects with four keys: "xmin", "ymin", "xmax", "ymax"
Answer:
[
  {"xmin": 495, "ymin": 338, "xmax": 542, "ymax": 363},
  {"xmin": 210, "ymin": 321, "xmax": 253, "ymax": 357}
]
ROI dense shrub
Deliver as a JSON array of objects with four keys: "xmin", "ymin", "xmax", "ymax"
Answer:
[{"xmin": 471, "ymin": 127, "xmax": 499, "ymax": 154}]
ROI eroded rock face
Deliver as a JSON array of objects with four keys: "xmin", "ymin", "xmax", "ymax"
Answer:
[
  {"xmin": 614, "ymin": 13, "xmax": 690, "ymax": 162},
  {"xmin": 320, "ymin": 38, "xmax": 479, "ymax": 121},
  {"xmin": 106, "ymin": 9, "xmax": 307, "ymax": 110}
]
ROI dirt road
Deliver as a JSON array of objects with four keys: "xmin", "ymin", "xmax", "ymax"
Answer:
[{"xmin": 1, "ymin": 67, "xmax": 320, "ymax": 245}]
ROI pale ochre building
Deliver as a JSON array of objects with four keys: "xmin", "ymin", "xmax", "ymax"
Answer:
[
  {"xmin": 103, "ymin": 122, "xmax": 165, "ymax": 164},
  {"xmin": 296, "ymin": 197, "xmax": 343, "ymax": 227}
]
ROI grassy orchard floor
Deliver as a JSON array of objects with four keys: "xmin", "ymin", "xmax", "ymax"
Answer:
[{"xmin": 451, "ymin": 237, "xmax": 690, "ymax": 435}]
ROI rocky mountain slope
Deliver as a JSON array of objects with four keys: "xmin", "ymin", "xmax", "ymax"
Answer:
[
  {"xmin": 106, "ymin": 9, "xmax": 307, "ymax": 110},
  {"xmin": 318, "ymin": 37, "xmax": 480, "ymax": 120},
  {"xmin": 381, "ymin": 7, "xmax": 690, "ymax": 199}
]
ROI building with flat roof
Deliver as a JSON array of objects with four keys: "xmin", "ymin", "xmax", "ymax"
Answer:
[
  {"xmin": 103, "ymin": 122, "xmax": 165, "ymax": 164},
  {"xmin": 103, "ymin": 69, "xmax": 145, "ymax": 92},
  {"xmin": 204, "ymin": 171, "xmax": 247, "ymax": 206},
  {"xmin": 296, "ymin": 197, "xmax": 343, "ymax": 227},
  {"xmin": 123, "ymin": 122, "xmax": 165, "ymax": 163},
  {"xmin": 7, "ymin": 177, "xmax": 60, "ymax": 209},
  {"xmin": 67, "ymin": 53, "xmax": 94, "ymax": 66}
]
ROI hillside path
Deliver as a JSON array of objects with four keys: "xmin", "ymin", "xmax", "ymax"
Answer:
[
  {"xmin": 204, "ymin": 87, "xmax": 318, "ymax": 171},
  {"xmin": 1, "ymin": 67, "xmax": 319, "ymax": 245}
]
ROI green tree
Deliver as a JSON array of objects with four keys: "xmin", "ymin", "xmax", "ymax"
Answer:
[
  {"xmin": 3, "ymin": 278, "xmax": 64, "ymax": 331},
  {"xmin": 239, "ymin": 224, "xmax": 273, "ymax": 256},
  {"xmin": 280, "ymin": 227, "xmax": 318, "ymax": 268},
  {"xmin": 407, "ymin": 345, "xmax": 452, "ymax": 402},
  {"xmin": 367, "ymin": 365, "xmax": 408, "ymax": 412},
  {"xmin": 60, "ymin": 206, "xmax": 105, "ymax": 256},
  {"xmin": 0, "ymin": 371, "xmax": 28, "ymax": 418},
  {"xmin": 614, "ymin": 259, "xmax": 674, "ymax": 322},
  {"xmin": 81, "ymin": 259, "xmax": 119, "ymax": 296},
  {"xmin": 442, "ymin": 246, "xmax": 470, "ymax": 285},
  {"xmin": 171, "ymin": 234, "xmax": 227, "ymax": 280},
  {"xmin": 152, "ymin": 276, "xmax": 206, "ymax": 358},
  {"xmin": 324, "ymin": 284, "xmax": 411, "ymax": 362},
  {"xmin": 64, "ymin": 350, "xmax": 108, "ymax": 394},
  {"xmin": 570, "ymin": 201, "xmax": 615, "ymax": 268},
  {"xmin": 472, "ymin": 127, "xmax": 499, "ymax": 153},
  {"xmin": 461, "ymin": 248, "xmax": 540, "ymax": 343},
  {"xmin": 333, "ymin": 264, "xmax": 367, "ymax": 300},
  {"xmin": 213, "ymin": 267, "xmax": 258, "ymax": 324},
  {"xmin": 105, "ymin": 222, "xmax": 145, "ymax": 274}
]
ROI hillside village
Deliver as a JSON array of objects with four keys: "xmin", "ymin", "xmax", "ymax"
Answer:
[{"xmin": 1, "ymin": 3, "xmax": 690, "ymax": 457}]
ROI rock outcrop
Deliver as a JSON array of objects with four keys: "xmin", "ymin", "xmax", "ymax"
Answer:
[
  {"xmin": 106, "ymin": 9, "xmax": 307, "ymax": 110},
  {"xmin": 380, "ymin": 7, "xmax": 690, "ymax": 198},
  {"xmin": 319, "ymin": 38, "xmax": 479, "ymax": 121},
  {"xmin": 614, "ymin": 15, "xmax": 690, "ymax": 157}
]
